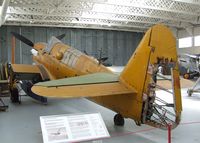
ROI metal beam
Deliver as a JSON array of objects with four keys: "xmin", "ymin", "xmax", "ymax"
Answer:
[
  {"xmin": 8, "ymin": 0, "xmax": 199, "ymax": 16},
  {"xmin": 7, "ymin": 10, "xmax": 156, "ymax": 24},
  {"xmin": 94, "ymin": 0, "xmax": 199, "ymax": 16},
  {"xmin": 5, "ymin": 0, "xmax": 199, "ymax": 31},
  {"xmin": 173, "ymin": 0, "xmax": 200, "ymax": 6},
  {"xmin": 6, "ymin": 17, "xmax": 149, "ymax": 30},
  {"xmin": 0, "ymin": 0, "xmax": 10, "ymax": 26},
  {"xmin": 7, "ymin": 7, "xmax": 193, "ymax": 27},
  {"xmin": 8, "ymin": 3, "xmax": 197, "ymax": 23},
  {"xmin": 7, "ymin": 12, "xmax": 189, "ymax": 29},
  {"xmin": 42, "ymin": 0, "xmax": 66, "ymax": 20},
  {"xmin": 5, "ymin": 22, "xmax": 145, "ymax": 33}
]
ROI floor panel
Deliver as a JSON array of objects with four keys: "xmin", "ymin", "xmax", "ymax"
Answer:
[{"xmin": 0, "ymin": 88, "xmax": 200, "ymax": 143}]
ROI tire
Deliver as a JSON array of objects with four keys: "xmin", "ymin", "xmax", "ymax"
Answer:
[{"xmin": 114, "ymin": 114, "xmax": 125, "ymax": 126}]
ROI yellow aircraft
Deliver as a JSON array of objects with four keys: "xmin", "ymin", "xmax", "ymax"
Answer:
[{"xmin": 9, "ymin": 24, "xmax": 182, "ymax": 129}]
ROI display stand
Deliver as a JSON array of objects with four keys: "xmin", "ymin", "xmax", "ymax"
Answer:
[{"xmin": 40, "ymin": 113, "xmax": 110, "ymax": 143}]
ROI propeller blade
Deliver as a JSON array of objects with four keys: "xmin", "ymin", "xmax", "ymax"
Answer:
[
  {"xmin": 11, "ymin": 32, "xmax": 34, "ymax": 47},
  {"xmin": 98, "ymin": 57, "xmax": 108, "ymax": 62},
  {"xmin": 56, "ymin": 34, "xmax": 66, "ymax": 40},
  {"xmin": 84, "ymin": 50, "xmax": 89, "ymax": 55}
]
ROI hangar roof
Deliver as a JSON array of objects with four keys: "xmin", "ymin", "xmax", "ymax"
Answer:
[{"xmin": 0, "ymin": 0, "xmax": 200, "ymax": 32}]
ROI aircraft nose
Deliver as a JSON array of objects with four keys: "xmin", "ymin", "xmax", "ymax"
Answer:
[{"xmin": 34, "ymin": 43, "xmax": 47, "ymax": 51}]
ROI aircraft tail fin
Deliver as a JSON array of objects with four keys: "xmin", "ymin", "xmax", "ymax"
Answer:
[{"xmin": 119, "ymin": 24, "xmax": 182, "ymax": 129}]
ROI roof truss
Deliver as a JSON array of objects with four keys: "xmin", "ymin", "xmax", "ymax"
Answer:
[{"xmin": 1, "ymin": 0, "xmax": 200, "ymax": 32}]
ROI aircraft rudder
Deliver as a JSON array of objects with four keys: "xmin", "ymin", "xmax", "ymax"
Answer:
[{"xmin": 119, "ymin": 24, "xmax": 182, "ymax": 129}]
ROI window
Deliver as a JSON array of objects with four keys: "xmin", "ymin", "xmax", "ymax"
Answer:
[
  {"xmin": 178, "ymin": 37, "xmax": 192, "ymax": 48},
  {"xmin": 194, "ymin": 35, "xmax": 200, "ymax": 46}
]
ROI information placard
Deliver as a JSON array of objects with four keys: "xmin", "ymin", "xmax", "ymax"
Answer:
[{"xmin": 40, "ymin": 113, "xmax": 110, "ymax": 143}]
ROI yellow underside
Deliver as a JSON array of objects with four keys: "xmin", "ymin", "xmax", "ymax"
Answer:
[{"xmin": 11, "ymin": 64, "xmax": 41, "ymax": 74}]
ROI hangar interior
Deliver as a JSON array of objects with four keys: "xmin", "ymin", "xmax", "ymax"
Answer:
[{"xmin": 1, "ymin": 0, "xmax": 200, "ymax": 143}]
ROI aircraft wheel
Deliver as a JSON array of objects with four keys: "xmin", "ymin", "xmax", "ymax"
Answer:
[
  {"xmin": 183, "ymin": 73, "xmax": 190, "ymax": 79},
  {"xmin": 114, "ymin": 114, "xmax": 124, "ymax": 126},
  {"xmin": 10, "ymin": 88, "xmax": 20, "ymax": 103}
]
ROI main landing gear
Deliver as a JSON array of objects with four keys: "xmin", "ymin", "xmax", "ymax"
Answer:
[{"xmin": 114, "ymin": 113, "xmax": 125, "ymax": 126}]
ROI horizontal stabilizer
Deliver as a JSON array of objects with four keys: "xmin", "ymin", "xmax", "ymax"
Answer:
[
  {"xmin": 35, "ymin": 73, "xmax": 119, "ymax": 87},
  {"xmin": 32, "ymin": 73, "xmax": 135, "ymax": 98}
]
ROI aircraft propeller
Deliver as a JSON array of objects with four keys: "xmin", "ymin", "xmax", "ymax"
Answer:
[
  {"xmin": 84, "ymin": 49, "xmax": 109, "ymax": 65},
  {"xmin": 56, "ymin": 34, "xmax": 66, "ymax": 40},
  {"xmin": 11, "ymin": 32, "xmax": 66, "ymax": 48},
  {"xmin": 11, "ymin": 32, "xmax": 34, "ymax": 47}
]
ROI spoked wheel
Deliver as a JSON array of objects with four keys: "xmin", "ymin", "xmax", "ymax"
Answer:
[
  {"xmin": 10, "ymin": 88, "xmax": 20, "ymax": 103},
  {"xmin": 114, "ymin": 113, "xmax": 125, "ymax": 126}
]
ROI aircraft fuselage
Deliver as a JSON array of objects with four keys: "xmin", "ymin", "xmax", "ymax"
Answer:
[{"xmin": 33, "ymin": 42, "xmax": 111, "ymax": 80}]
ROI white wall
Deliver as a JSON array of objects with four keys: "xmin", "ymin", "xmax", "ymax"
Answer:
[{"xmin": 177, "ymin": 26, "xmax": 200, "ymax": 55}]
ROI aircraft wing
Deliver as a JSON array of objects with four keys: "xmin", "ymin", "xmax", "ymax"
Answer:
[
  {"xmin": 184, "ymin": 53, "xmax": 199, "ymax": 59},
  {"xmin": 9, "ymin": 64, "xmax": 42, "ymax": 81},
  {"xmin": 11, "ymin": 64, "xmax": 41, "ymax": 74},
  {"xmin": 32, "ymin": 73, "xmax": 136, "ymax": 98}
]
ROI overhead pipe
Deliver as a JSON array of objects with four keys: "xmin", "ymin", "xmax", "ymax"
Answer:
[{"xmin": 0, "ymin": 0, "xmax": 10, "ymax": 26}]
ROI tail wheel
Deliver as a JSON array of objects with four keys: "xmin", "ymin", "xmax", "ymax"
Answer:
[
  {"xmin": 114, "ymin": 114, "xmax": 125, "ymax": 126},
  {"xmin": 183, "ymin": 73, "xmax": 190, "ymax": 79},
  {"xmin": 10, "ymin": 88, "xmax": 20, "ymax": 103}
]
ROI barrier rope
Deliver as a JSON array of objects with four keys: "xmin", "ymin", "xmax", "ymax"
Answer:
[{"xmin": 109, "ymin": 121, "xmax": 200, "ymax": 142}]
